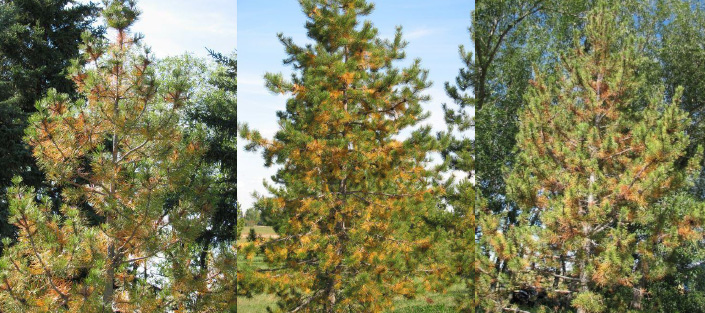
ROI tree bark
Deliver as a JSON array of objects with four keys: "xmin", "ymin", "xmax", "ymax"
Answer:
[
  {"xmin": 576, "ymin": 240, "xmax": 591, "ymax": 313},
  {"xmin": 325, "ymin": 280, "xmax": 336, "ymax": 313},
  {"xmin": 631, "ymin": 287, "xmax": 643, "ymax": 310},
  {"xmin": 631, "ymin": 263, "xmax": 646, "ymax": 309},
  {"xmin": 103, "ymin": 237, "xmax": 115, "ymax": 310}
]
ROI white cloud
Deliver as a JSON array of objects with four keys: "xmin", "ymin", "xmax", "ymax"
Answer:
[{"xmin": 131, "ymin": 1, "xmax": 236, "ymax": 57}]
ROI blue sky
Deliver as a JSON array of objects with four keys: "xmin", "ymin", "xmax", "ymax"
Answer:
[{"xmin": 238, "ymin": 1, "xmax": 474, "ymax": 210}]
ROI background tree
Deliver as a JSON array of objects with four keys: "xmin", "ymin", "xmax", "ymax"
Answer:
[
  {"xmin": 190, "ymin": 51, "xmax": 238, "ymax": 312},
  {"xmin": 0, "ymin": 0, "xmax": 101, "ymax": 251},
  {"xmin": 242, "ymin": 208, "xmax": 261, "ymax": 227},
  {"xmin": 156, "ymin": 51, "xmax": 238, "ymax": 312},
  {"xmin": 0, "ymin": 1, "xmax": 232, "ymax": 311},
  {"xmin": 473, "ymin": 0, "xmax": 543, "ymax": 113},
  {"xmin": 506, "ymin": 5, "xmax": 703, "ymax": 312},
  {"xmin": 237, "ymin": 206, "xmax": 244, "ymax": 240},
  {"xmin": 439, "ymin": 15, "xmax": 475, "ymax": 311},
  {"xmin": 157, "ymin": 50, "xmax": 238, "ymax": 292},
  {"xmin": 239, "ymin": 0, "xmax": 445, "ymax": 311},
  {"xmin": 187, "ymin": 50, "xmax": 238, "ymax": 251},
  {"xmin": 658, "ymin": 0, "xmax": 705, "ymax": 200}
]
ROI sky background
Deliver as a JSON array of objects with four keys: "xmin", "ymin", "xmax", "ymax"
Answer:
[
  {"xmin": 238, "ymin": 1, "xmax": 474, "ymax": 211},
  {"xmin": 78, "ymin": 0, "xmax": 238, "ymax": 58},
  {"xmin": 130, "ymin": 0, "xmax": 237, "ymax": 58}
]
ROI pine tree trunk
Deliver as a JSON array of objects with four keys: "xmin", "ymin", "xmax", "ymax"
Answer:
[
  {"xmin": 576, "ymin": 240, "xmax": 591, "ymax": 313},
  {"xmin": 578, "ymin": 253, "xmax": 589, "ymax": 293},
  {"xmin": 576, "ymin": 263, "xmax": 588, "ymax": 313},
  {"xmin": 326, "ymin": 281, "xmax": 336, "ymax": 313},
  {"xmin": 104, "ymin": 79, "xmax": 120, "ymax": 309},
  {"xmin": 575, "ymin": 173, "xmax": 595, "ymax": 313},
  {"xmin": 103, "ymin": 238, "xmax": 115, "ymax": 310},
  {"xmin": 631, "ymin": 287, "xmax": 643, "ymax": 310},
  {"xmin": 631, "ymin": 266, "xmax": 646, "ymax": 309}
]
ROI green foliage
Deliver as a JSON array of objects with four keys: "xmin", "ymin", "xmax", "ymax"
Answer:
[
  {"xmin": 438, "ymin": 13, "xmax": 475, "ymax": 312},
  {"xmin": 656, "ymin": 0, "xmax": 705, "ymax": 199},
  {"xmin": 571, "ymin": 292, "xmax": 606, "ymax": 313},
  {"xmin": 242, "ymin": 208, "xmax": 262, "ymax": 227},
  {"xmin": 237, "ymin": 206, "xmax": 245, "ymax": 239},
  {"xmin": 102, "ymin": 0, "xmax": 139, "ymax": 30},
  {"xmin": 647, "ymin": 269, "xmax": 705, "ymax": 313},
  {"xmin": 0, "ymin": 1, "xmax": 234, "ymax": 311},
  {"xmin": 189, "ymin": 50, "xmax": 238, "ymax": 245},
  {"xmin": 0, "ymin": 0, "xmax": 101, "ymax": 251},
  {"xmin": 475, "ymin": 0, "xmax": 705, "ymax": 310},
  {"xmin": 498, "ymin": 3, "xmax": 704, "ymax": 312},
  {"xmin": 239, "ymin": 0, "xmax": 445, "ymax": 311}
]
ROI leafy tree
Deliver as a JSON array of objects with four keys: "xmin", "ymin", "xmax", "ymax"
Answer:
[
  {"xmin": 237, "ymin": 206, "xmax": 244, "ymax": 240},
  {"xmin": 506, "ymin": 5, "xmax": 703, "ymax": 312},
  {"xmin": 0, "ymin": 0, "xmax": 101, "ymax": 250},
  {"xmin": 658, "ymin": 0, "xmax": 705, "ymax": 199},
  {"xmin": 473, "ymin": 0, "xmax": 543, "ymax": 113},
  {"xmin": 0, "ymin": 1, "xmax": 233, "ymax": 311},
  {"xmin": 239, "ymin": 0, "xmax": 444, "ymax": 311},
  {"xmin": 242, "ymin": 208, "xmax": 261, "ymax": 227}
]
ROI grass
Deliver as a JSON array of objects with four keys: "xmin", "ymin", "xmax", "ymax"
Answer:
[
  {"xmin": 237, "ymin": 293, "xmax": 280, "ymax": 313},
  {"xmin": 240, "ymin": 226, "xmax": 278, "ymax": 239},
  {"xmin": 237, "ymin": 226, "xmax": 464, "ymax": 312},
  {"xmin": 237, "ymin": 286, "xmax": 461, "ymax": 313},
  {"xmin": 389, "ymin": 284, "xmax": 464, "ymax": 313}
]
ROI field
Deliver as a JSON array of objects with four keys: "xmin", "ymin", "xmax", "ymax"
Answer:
[
  {"xmin": 239, "ymin": 226, "xmax": 279, "ymax": 241},
  {"xmin": 237, "ymin": 226, "xmax": 463, "ymax": 312}
]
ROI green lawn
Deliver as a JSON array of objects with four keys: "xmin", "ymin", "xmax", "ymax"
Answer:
[
  {"xmin": 238, "ymin": 293, "xmax": 280, "ymax": 313},
  {"xmin": 237, "ymin": 285, "xmax": 461, "ymax": 313},
  {"xmin": 390, "ymin": 284, "xmax": 463, "ymax": 313},
  {"xmin": 237, "ymin": 226, "xmax": 464, "ymax": 312}
]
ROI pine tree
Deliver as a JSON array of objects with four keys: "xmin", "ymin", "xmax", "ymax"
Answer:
[
  {"xmin": 0, "ymin": 1, "xmax": 229, "ymax": 311},
  {"xmin": 156, "ymin": 52, "xmax": 238, "ymax": 312},
  {"xmin": 0, "ymin": 0, "xmax": 100, "ymax": 251},
  {"xmin": 189, "ymin": 50, "xmax": 238, "ymax": 258},
  {"xmin": 440, "ymin": 16, "xmax": 475, "ymax": 312},
  {"xmin": 475, "ymin": 193, "xmax": 529, "ymax": 311},
  {"xmin": 239, "ymin": 0, "xmax": 443, "ymax": 311},
  {"xmin": 506, "ymin": 4, "xmax": 703, "ymax": 312},
  {"xmin": 184, "ymin": 50, "xmax": 238, "ymax": 312},
  {"xmin": 156, "ymin": 52, "xmax": 239, "ymax": 310}
]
